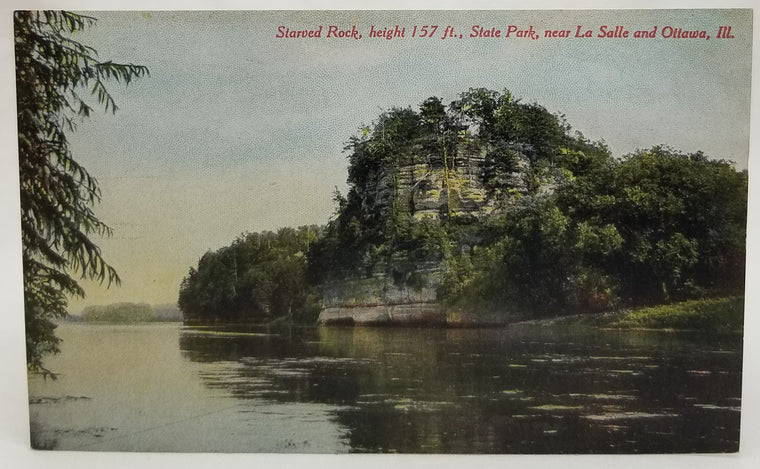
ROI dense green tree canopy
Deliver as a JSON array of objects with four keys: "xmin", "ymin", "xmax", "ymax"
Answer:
[
  {"xmin": 15, "ymin": 11, "xmax": 148, "ymax": 371},
  {"xmin": 312, "ymin": 89, "xmax": 746, "ymax": 316},
  {"xmin": 460, "ymin": 146, "xmax": 747, "ymax": 315},
  {"xmin": 178, "ymin": 227, "xmax": 323, "ymax": 324},
  {"xmin": 180, "ymin": 89, "xmax": 746, "ymax": 323},
  {"xmin": 311, "ymin": 88, "xmax": 608, "ymax": 285}
]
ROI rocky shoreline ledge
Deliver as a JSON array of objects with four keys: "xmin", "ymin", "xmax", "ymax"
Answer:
[
  {"xmin": 317, "ymin": 301, "xmax": 522, "ymax": 327},
  {"xmin": 317, "ymin": 296, "xmax": 744, "ymax": 332}
]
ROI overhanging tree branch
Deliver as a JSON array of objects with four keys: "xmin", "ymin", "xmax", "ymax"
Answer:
[{"xmin": 15, "ymin": 10, "xmax": 149, "ymax": 371}]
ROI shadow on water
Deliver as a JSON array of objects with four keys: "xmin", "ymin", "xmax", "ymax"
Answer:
[{"xmin": 179, "ymin": 324, "xmax": 742, "ymax": 453}]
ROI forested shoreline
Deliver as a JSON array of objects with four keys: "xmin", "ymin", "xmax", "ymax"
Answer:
[
  {"xmin": 178, "ymin": 89, "xmax": 747, "ymax": 326},
  {"xmin": 68, "ymin": 302, "xmax": 183, "ymax": 323}
]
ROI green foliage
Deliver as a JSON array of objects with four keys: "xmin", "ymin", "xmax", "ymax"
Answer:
[
  {"xmin": 606, "ymin": 297, "xmax": 744, "ymax": 332},
  {"xmin": 179, "ymin": 226, "xmax": 323, "ymax": 324},
  {"xmin": 555, "ymin": 146, "xmax": 747, "ymax": 305},
  {"xmin": 462, "ymin": 146, "xmax": 747, "ymax": 316},
  {"xmin": 183, "ymin": 89, "xmax": 747, "ymax": 326},
  {"xmin": 82, "ymin": 302, "xmax": 156, "ymax": 323},
  {"xmin": 15, "ymin": 11, "xmax": 148, "ymax": 370},
  {"xmin": 319, "ymin": 89, "xmax": 580, "ymax": 286}
]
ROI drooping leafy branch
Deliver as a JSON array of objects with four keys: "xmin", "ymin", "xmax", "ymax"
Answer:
[{"xmin": 15, "ymin": 11, "xmax": 149, "ymax": 371}]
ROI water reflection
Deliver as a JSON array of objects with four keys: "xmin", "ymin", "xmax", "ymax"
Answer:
[
  {"xmin": 179, "ymin": 325, "xmax": 742, "ymax": 453},
  {"xmin": 29, "ymin": 324, "xmax": 351, "ymax": 452}
]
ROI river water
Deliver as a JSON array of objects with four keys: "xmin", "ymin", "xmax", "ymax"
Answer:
[{"xmin": 27, "ymin": 322, "xmax": 742, "ymax": 453}]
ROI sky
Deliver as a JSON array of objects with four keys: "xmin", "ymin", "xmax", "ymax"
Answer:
[{"xmin": 10, "ymin": 9, "xmax": 757, "ymax": 311}]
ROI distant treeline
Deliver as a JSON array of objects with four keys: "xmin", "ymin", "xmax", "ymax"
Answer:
[
  {"xmin": 78, "ymin": 302, "xmax": 183, "ymax": 323},
  {"xmin": 178, "ymin": 88, "xmax": 747, "ymax": 324}
]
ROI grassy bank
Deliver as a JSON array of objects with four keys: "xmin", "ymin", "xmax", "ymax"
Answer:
[
  {"xmin": 604, "ymin": 296, "xmax": 744, "ymax": 332},
  {"xmin": 540, "ymin": 296, "xmax": 742, "ymax": 332}
]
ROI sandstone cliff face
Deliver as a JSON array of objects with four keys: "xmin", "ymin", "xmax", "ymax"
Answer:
[
  {"xmin": 318, "ymin": 148, "xmax": 530, "ymax": 325},
  {"xmin": 319, "ymin": 261, "xmax": 441, "ymax": 324},
  {"xmin": 389, "ymin": 148, "xmax": 530, "ymax": 221}
]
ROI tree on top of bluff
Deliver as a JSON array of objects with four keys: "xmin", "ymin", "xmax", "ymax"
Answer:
[{"xmin": 320, "ymin": 88, "xmax": 606, "ymax": 280}]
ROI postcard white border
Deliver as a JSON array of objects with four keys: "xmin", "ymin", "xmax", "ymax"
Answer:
[{"xmin": 1, "ymin": 1, "xmax": 758, "ymax": 468}]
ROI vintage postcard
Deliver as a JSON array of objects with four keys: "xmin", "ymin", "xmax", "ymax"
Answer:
[{"xmin": 5, "ymin": 2, "xmax": 756, "ymax": 463}]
